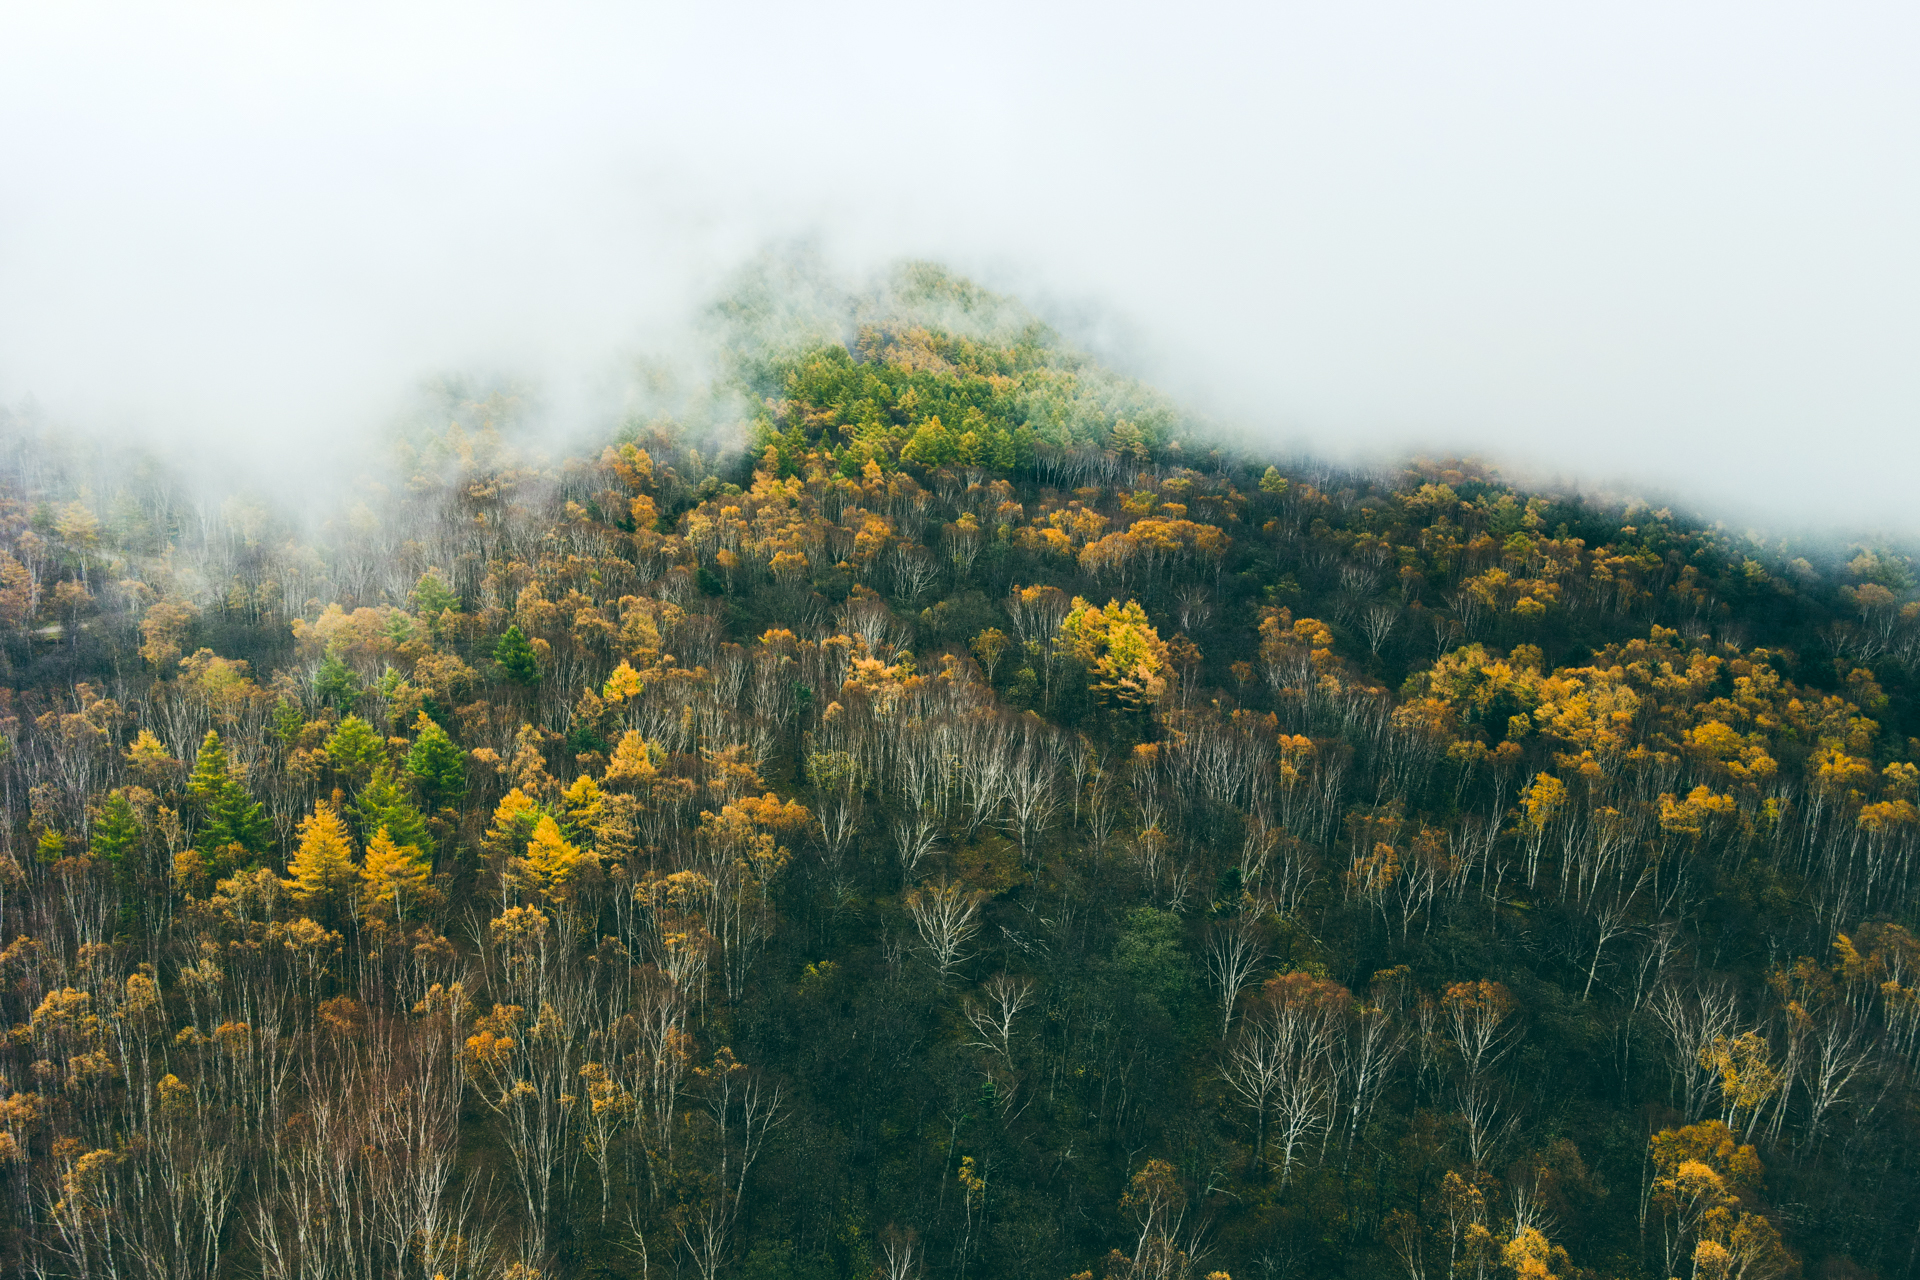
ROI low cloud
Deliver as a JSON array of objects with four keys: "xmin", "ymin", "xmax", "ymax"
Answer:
[{"xmin": 3, "ymin": 2, "xmax": 1916, "ymax": 531}]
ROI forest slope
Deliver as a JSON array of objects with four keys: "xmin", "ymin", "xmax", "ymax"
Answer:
[{"xmin": 0, "ymin": 264, "xmax": 1916, "ymax": 1280}]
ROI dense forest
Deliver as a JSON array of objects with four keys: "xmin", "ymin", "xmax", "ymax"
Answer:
[{"xmin": 0, "ymin": 263, "xmax": 1916, "ymax": 1280}]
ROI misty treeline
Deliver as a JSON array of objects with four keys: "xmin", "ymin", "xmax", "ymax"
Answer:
[{"xmin": 0, "ymin": 265, "xmax": 1917, "ymax": 1280}]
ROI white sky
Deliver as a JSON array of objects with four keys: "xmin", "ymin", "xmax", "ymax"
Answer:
[{"xmin": 2, "ymin": 2, "xmax": 1916, "ymax": 530}]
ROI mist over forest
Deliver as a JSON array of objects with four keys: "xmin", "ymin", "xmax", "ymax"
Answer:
[{"xmin": 0, "ymin": 259, "xmax": 1915, "ymax": 1280}]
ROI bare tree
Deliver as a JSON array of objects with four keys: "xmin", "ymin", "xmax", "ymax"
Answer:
[
  {"xmin": 1651, "ymin": 979, "xmax": 1744, "ymax": 1121},
  {"xmin": 1202, "ymin": 909, "xmax": 1269, "ymax": 1039},
  {"xmin": 894, "ymin": 810, "xmax": 941, "ymax": 883},
  {"xmin": 1223, "ymin": 973, "xmax": 1346, "ymax": 1184},
  {"xmin": 1361, "ymin": 603, "xmax": 1399, "ymax": 657},
  {"xmin": 879, "ymin": 1224, "xmax": 924, "ymax": 1280},
  {"xmin": 1336, "ymin": 999, "xmax": 1409, "ymax": 1161},
  {"xmin": 904, "ymin": 878, "xmax": 988, "ymax": 981},
  {"xmin": 1443, "ymin": 980, "xmax": 1521, "ymax": 1168},
  {"xmin": 1084, "ymin": 755, "xmax": 1122, "ymax": 850},
  {"xmin": 1175, "ymin": 584, "xmax": 1211, "ymax": 633},
  {"xmin": 674, "ymin": 1049, "xmax": 784, "ymax": 1280},
  {"xmin": 1800, "ymin": 1007, "xmax": 1874, "ymax": 1144},
  {"xmin": 963, "ymin": 974, "xmax": 1035, "ymax": 1064},
  {"xmin": 1582, "ymin": 866, "xmax": 1650, "ymax": 999},
  {"xmin": 890, "ymin": 545, "xmax": 941, "ymax": 607},
  {"xmin": 1003, "ymin": 745, "xmax": 1062, "ymax": 865},
  {"xmin": 468, "ymin": 908, "xmax": 586, "ymax": 1269}
]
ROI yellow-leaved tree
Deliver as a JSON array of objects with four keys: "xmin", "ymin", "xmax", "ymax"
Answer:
[
  {"xmin": 1646, "ymin": 1121, "xmax": 1793, "ymax": 1280},
  {"xmin": 1055, "ymin": 597, "xmax": 1170, "ymax": 711},
  {"xmin": 484, "ymin": 787, "xmax": 546, "ymax": 894},
  {"xmin": 603, "ymin": 731, "xmax": 663, "ymax": 791},
  {"xmin": 284, "ymin": 803, "xmax": 358, "ymax": 913},
  {"xmin": 359, "ymin": 826, "xmax": 433, "ymax": 921},
  {"xmin": 510, "ymin": 814, "xmax": 600, "ymax": 908}
]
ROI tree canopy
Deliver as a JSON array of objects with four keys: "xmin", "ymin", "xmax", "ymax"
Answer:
[{"xmin": 0, "ymin": 261, "xmax": 1914, "ymax": 1279}]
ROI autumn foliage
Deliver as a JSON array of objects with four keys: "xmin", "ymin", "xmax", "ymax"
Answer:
[{"xmin": 0, "ymin": 264, "xmax": 1912, "ymax": 1277}]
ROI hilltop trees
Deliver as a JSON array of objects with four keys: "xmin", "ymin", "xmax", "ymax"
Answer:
[{"xmin": 0, "ymin": 266, "xmax": 1918, "ymax": 1278}]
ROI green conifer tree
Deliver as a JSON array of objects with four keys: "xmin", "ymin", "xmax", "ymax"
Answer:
[
  {"xmin": 90, "ymin": 790, "xmax": 143, "ymax": 931},
  {"xmin": 315, "ymin": 644, "xmax": 361, "ymax": 707},
  {"xmin": 270, "ymin": 698, "xmax": 306, "ymax": 746},
  {"xmin": 325, "ymin": 714, "xmax": 386, "ymax": 789},
  {"xmin": 91, "ymin": 790, "xmax": 141, "ymax": 887},
  {"xmin": 406, "ymin": 713, "xmax": 467, "ymax": 812},
  {"xmin": 410, "ymin": 569, "xmax": 460, "ymax": 624},
  {"xmin": 351, "ymin": 764, "xmax": 431, "ymax": 857},
  {"xmin": 187, "ymin": 730, "xmax": 270, "ymax": 876},
  {"xmin": 495, "ymin": 624, "xmax": 541, "ymax": 686}
]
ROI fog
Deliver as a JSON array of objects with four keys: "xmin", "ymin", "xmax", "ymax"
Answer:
[{"xmin": 3, "ymin": 2, "xmax": 1916, "ymax": 532}]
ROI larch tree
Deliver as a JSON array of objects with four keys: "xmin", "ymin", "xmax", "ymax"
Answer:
[
  {"xmin": 512, "ymin": 815, "xmax": 598, "ymax": 908},
  {"xmin": 359, "ymin": 826, "xmax": 432, "ymax": 922},
  {"xmin": 285, "ymin": 802, "xmax": 359, "ymax": 913},
  {"xmin": 324, "ymin": 714, "xmax": 386, "ymax": 791}
]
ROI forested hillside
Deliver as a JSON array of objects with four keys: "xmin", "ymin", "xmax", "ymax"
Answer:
[{"xmin": 0, "ymin": 264, "xmax": 1916, "ymax": 1280}]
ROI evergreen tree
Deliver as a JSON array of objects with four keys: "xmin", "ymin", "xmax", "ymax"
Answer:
[
  {"xmin": 184, "ymin": 728, "xmax": 232, "ymax": 809},
  {"xmin": 410, "ymin": 569, "xmax": 461, "ymax": 630},
  {"xmin": 269, "ymin": 697, "xmax": 305, "ymax": 747},
  {"xmin": 406, "ymin": 713, "xmax": 466, "ymax": 812},
  {"xmin": 90, "ymin": 790, "xmax": 144, "ymax": 932},
  {"xmin": 91, "ymin": 790, "xmax": 141, "ymax": 888},
  {"xmin": 494, "ymin": 624, "xmax": 540, "ymax": 686},
  {"xmin": 314, "ymin": 644, "xmax": 360, "ymax": 707},
  {"xmin": 285, "ymin": 803, "xmax": 357, "ymax": 912},
  {"xmin": 325, "ymin": 714, "xmax": 386, "ymax": 790},
  {"xmin": 351, "ymin": 764, "xmax": 431, "ymax": 856},
  {"xmin": 187, "ymin": 730, "xmax": 270, "ymax": 875}
]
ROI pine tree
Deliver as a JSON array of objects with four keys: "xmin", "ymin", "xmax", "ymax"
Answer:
[
  {"xmin": 285, "ymin": 803, "xmax": 357, "ymax": 911},
  {"xmin": 495, "ymin": 624, "xmax": 541, "ymax": 686},
  {"xmin": 359, "ymin": 826, "xmax": 432, "ymax": 921},
  {"xmin": 406, "ymin": 713, "xmax": 466, "ymax": 811},
  {"xmin": 91, "ymin": 790, "xmax": 144, "ymax": 932},
  {"xmin": 187, "ymin": 730, "xmax": 270, "ymax": 876},
  {"xmin": 91, "ymin": 790, "xmax": 141, "ymax": 888},
  {"xmin": 410, "ymin": 569, "xmax": 461, "ymax": 625},
  {"xmin": 351, "ymin": 764, "xmax": 431, "ymax": 856},
  {"xmin": 315, "ymin": 644, "xmax": 360, "ymax": 707},
  {"xmin": 325, "ymin": 714, "xmax": 385, "ymax": 789}
]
